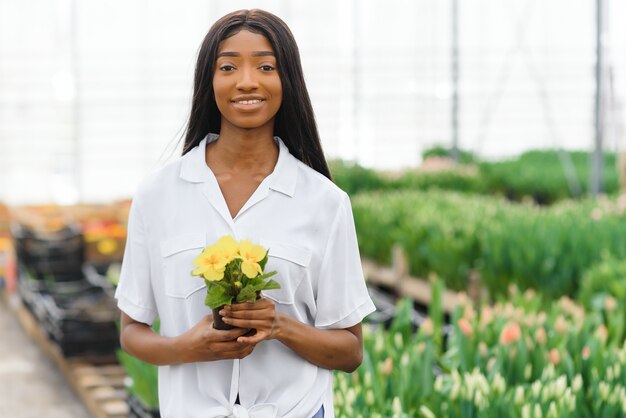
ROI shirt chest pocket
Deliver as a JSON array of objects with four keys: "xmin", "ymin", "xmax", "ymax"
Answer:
[
  {"xmin": 161, "ymin": 232, "xmax": 207, "ymax": 299},
  {"xmin": 259, "ymin": 239, "xmax": 312, "ymax": 305}
]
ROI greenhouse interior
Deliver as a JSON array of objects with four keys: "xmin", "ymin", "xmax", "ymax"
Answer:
[{"xmin": 2, "ymin": 0, "xmax": 626, "ymax": 417}]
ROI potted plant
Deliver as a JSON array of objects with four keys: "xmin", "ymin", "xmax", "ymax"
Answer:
[{"xmin": 191, "ymin": 236, "xmax": 279, "ymax": 330}]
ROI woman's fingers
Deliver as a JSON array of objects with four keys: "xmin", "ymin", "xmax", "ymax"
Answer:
[
  {"xmin": 210, "ymin": 327, "xmax": 250, "ymax": 341},
  {"xmin": 220, "ymin": 346, "xmax": 254, "ymax": 359},
  {"xmin": 214, "ymin": 300, "xmax": 281, "ymax": 346},
  {"xmin": 236, "ymin": 331, "xmax": 269, "ymax": 346},
  {"xmin": 221, "ymin": 306, "xmax": 275, "ymax": 320},
  {"xmin": 210, "ymin": 342, "xmax": 254, "ymax": 360},
  {"xmin": 223, "ymin": 298, "xmax": 274, "ymax": 313},
  {"xmin": 222, "ymin": 317, "xmax": 267, "ymax": 329}
]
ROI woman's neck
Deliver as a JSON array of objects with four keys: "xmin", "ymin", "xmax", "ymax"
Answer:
[{"xmin": 206, "ymin": 123, "xmax": 279, "ymax": 174}]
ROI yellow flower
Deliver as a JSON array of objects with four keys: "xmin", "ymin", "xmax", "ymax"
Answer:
[
  {"xmin": 192, "ymin": 245, "xmax": 227, "ymax": 281},
  {"xmin": 97, "ymin": 238, "xmax": 118, "ymax": 255},
  {"xmin": 238, "ymin": 240, "xmax": 266, "ymax": 278},
  {"xmin": 215, "ymin": 235, "xmax": 239, "ymax": 263}
]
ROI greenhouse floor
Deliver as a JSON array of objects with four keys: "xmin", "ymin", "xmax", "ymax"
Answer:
[{"xmin": 0, "ymin": 293, "xmax": 89, "ymax": 418}]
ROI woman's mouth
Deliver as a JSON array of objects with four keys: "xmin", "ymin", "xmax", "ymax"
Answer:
[
  {"xmin": 231, "ymin": 98, "xmax": 266, "ymax": 112},
  {"xmin": 234, "ymin": 99, "xmax": 264, "ymax": 105}
]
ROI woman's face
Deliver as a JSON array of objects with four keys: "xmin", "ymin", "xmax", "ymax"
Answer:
[{"xmin": 213, "ymin": 30, "xmax": 283, "ymax": 132}]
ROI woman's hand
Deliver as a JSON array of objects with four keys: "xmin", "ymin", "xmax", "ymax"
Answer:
[
  {"xmin": 216, "ymin": 300, "xmax": 364, "ymax": 372},
  {"xmin": 175, "ymin": 314, "xmax": 254, "ymax": 363},
  {"xmin": 219, "ymin": 297, "xmax": 282, "ymax": 345}
]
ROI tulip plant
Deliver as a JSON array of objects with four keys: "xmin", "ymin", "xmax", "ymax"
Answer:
[
  {"xmin": 351, "ymin": 190, "xmax": 626, "ymax": 298},
  {"xmin": 334, "ymin": 282, "xmax": 626, "ymax": 417}
]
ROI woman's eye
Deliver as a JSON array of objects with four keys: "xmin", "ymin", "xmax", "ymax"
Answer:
[
  {"xmin": 220, "ymin": 65, "xmax": 236, "ymax": 72},
  {"xmin": 259, "ymin": 65, "xmax": 275, "ymax": 72}
]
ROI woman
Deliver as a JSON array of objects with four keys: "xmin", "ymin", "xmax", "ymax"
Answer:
[{"xmin": 115, "ymin": 9, "xmax": 375, "ymax": 418}]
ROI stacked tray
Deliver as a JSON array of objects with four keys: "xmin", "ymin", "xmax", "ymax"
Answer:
[
  {"xmin": 18, "ymin": 275, "xmax": 119, "ymax": 357},
  {"xmin": 12, "ymin": 223, "xmax": 84, "ymax": 281}
]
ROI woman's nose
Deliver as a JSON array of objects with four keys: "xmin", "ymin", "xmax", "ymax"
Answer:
[{"xmin": 236, "ymin": 67, "xmax": 258, "ymax": 91}]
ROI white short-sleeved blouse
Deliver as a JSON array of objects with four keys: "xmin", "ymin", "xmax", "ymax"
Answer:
[{"xmin": 115, "ymin": 134, "xmax": 376, "ymax": 418}]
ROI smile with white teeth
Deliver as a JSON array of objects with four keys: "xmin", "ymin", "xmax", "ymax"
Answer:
[{"xmin": 235, "ymin": 99, "xmax": 263, "ymax": 105}]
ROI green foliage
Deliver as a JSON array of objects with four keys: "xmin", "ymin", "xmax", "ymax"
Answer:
[
  {"xmin": 205, "ymin": 282, "xmax": 232, "ymax": 308},
  {"xmin": 335, "ymin": 291, "xmax": 626, "ymax": 417},
  {"xmin": 331, "ymin": 150, "xmax": 620, "ymax": 205},
  {"xmin": 429, "ymin": 276, "xmax": 444, "ymax": 357},
  {"xmin": 579, "ymin": 256, "xmax": 626, "ymax": 308},
  {"xmin": 422, "ymin": 146, "xmax": 477, "ymax": 164},
  {"xmin": 394, "ymin": 169, "xmax": 487, "ymax": 195},
  {"xmin": 352, "ymin": 190, "xmax": 626, "ymax": 298},
  {"xmin": 329, "ymin": 160, "xmax": 391, "ymax": 196},
  {"xmin": 578, "ymin": 256, "xmax": 626, "ymax": 345},
  {"xmin": 236, "ymin": 275, "xmax": 279, "ymax": 303},
  {"xmin": 478, "ymin": 150, "xmax": 619, "ymax": 204},
  {"xmin": 335, "ymin": 304, "xmax": 437, "ymax": 417}
]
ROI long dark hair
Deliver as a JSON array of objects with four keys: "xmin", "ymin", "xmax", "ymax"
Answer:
[{"xmin": 181, "ymin": 9, "xmax": 331, "ymax": 180}]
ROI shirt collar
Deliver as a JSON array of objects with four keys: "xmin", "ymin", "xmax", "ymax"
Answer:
[{"xmin": 179, "ymin": 133, "xmax": 298, "ymax": 198}]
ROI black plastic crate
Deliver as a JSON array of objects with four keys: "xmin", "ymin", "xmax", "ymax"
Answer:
[
  {"xmin": 17, "ymin": 272, "xmax": 82, "ymax": 319},
  {"xmin": 41, "ymin": 285, "xmax": 119, "ymax": 356},
  {"xmin": 17, "ymin": 274, "xmax": 120, "ymax": 357},
  {"xmin": 12, "ymin": 223, "xmax": 84, "ymax": 280},
  {"xmin": 17, "ymin": 269, "xmax": 87, "ymax": 313},
  {"xmin": 23, "ymin": 255, "xmax": 84, "ymax": 280}
]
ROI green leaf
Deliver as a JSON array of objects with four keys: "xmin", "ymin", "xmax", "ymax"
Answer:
[
  {"xmin": 261, "ymin": 279, "xmax": 281, "ymax": 291},
  {"xmin": 205, "ymin": 285, "xmax": 233, "ymax": 309},
  {"xmin": 235, "ymin": 275, "xmax": 280, "ymax": 303},
  {"xmin": 247, "ymin": 278, "xmax": 265, "ymax": 288},
  {"xmin": 259, "ymin": 250, "xmax": 269, "ymax": 270},
  {"xmin": 257, "ymin": 271, "xmax": 277, "ymax": 281},
  {"xmin": 236, "ymin": 286, "xmax": 258, "ymax": 303}
]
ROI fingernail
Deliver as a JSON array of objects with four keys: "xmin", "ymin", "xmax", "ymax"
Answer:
[{"xmin": 219, "ymin": 310, "xmax": 225, "ymax": 316}]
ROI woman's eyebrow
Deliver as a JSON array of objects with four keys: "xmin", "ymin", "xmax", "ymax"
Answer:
[{"xmin": 217, "ymin": 51, "xmax": 275, "ymax": 57}]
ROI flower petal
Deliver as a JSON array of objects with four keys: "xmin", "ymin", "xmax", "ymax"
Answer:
[
  {"xmin": 239, "ymin": 240, "xmax": 267, "ymax": 263},
  {"xmin": 216, "ymin": 235, "xmax": 239, "ymax": 262},
  {"xmin": 241, "ymin": 260, "xmax": 262, "ymax": 278},
  {"xmin": 203, "ymin": 268, "xmax": 225, "ymax": 281}
]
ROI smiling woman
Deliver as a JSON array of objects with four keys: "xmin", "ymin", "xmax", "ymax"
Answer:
[
  {"xmin": 115, "ymin": 9, "xmax": 375, "ymax": 418},
  {"xmin": 213, "ymin": 30, "xmax": 283, "ymax": 133}
]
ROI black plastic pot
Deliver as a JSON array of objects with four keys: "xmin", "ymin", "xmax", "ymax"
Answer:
[{"xmin": 127, "ymin": 392, "xmax": 160, "ymax": 418}]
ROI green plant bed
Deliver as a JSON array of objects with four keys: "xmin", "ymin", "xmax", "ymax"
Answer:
[
  {"xmin": 578, "ymin": 256, "xmax": 626, "ymax": 345},
  {"xmin": 334, "ymin": 286, "xmax": 626, "ymax": 417},
  {"xmin": 331, "ymin": 149, "xmax": 620, "ymax": 205},
  {"xmin": 478, "ymin": 150, "xmax": 619, "ymax": 204},
  {"xmin": 352, "ymin": 190, "xmax": 626, "ymax": 298},
  {"xmin": 329, "ymin": 160, "xmax": 392, "ymax": 196}
]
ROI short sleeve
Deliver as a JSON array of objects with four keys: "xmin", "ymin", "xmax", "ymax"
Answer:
[
  {"xmin": 114, "ymin": 196, "xmax": 158, "ymax": 325},
  {"xmin": 314, "ymin": 194, "xmax": 376, "ymax": 329}
]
